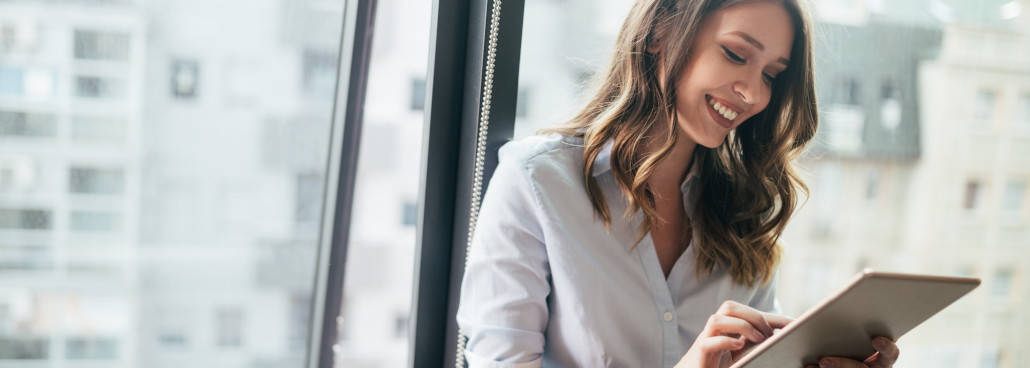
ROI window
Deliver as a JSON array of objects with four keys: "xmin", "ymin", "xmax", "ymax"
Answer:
[
  {"xmin": 991, "ymin": 268, "xmax": 1013, "ymax": 303},
  {"xmin": 157, "ymin": 333, "xmax": 186, "ymax": 348},
  {"xmin": 879, "ymin": 80, "xmax": 901, "ymax": 130},
  {"xmin": 0, "ymin": 111, "xmax": 56, "ymax": 137},
  {"xmin": 1, "ymin": 1, "xmax": 343, "ymax": 366},
  {"xmin": 170, "ymin": 60, "xmax": 199, "ymax": 99},
  {"xmin": 964, "ymin": 180, "xmax": 982, "ymax": 211},
  {"xmin": 73, "ymin": 30, "xmax": 129, "ymax": 61},
  {"xmin": 511, "ymin": 3, "xmax": 1029, "ymax": 367},
  {"xmin": 65, "ymin": 337, "xmax": 117, "ymax": 359},
  {"xmin": 975, "ymin": 89, "xmax": 996, "ymax": 123},
  {"xmin": 68, "ymin": 167, "xmax": 124, "ymax": 195},
  {"xmin": 1017, "ymin": 94, "xmax": 1030, "ymax": 131},
  {"xmin": 69, "ymin": 211, "xmax": 120, "ymax": 232},
  {"xmin": 0, "ymin": 66, "xmax": 24, "ymax": 95},
  {"xmin": 836, "ymin": 76, "xmax": 861, "ymax": 106},
  {"xmin": 410, "ymin": 77, "xmax": 426, "ymax": 111},
  {"xmin": 75, "ymin": 76, "xmax": 125, "ymax": 99},
  {"xmin": 0, "ymin": 244, "xmax": 52, "ymax": 271},
  {"xmin": 215, "ymin": 307, "xmax": 243, "ymax": 348},
  {"xmin": 0, "ymin": 66, "xmax": 54, "ymax": 100},
  {"xmin": 295, "ymin": 173, "xmax": 323, "ymax": 224},
  {"xmin": 1002, "ymin": 180, "xmax": 1026, "ymax": 214},
  {"xmin": 393, "ymin": 311, "xmax": 408, "ymax": 339},
  {"xmin": 402, "ymin": 200, "xmax": 417, "ymax": 227},
  {"xmin": 302, "ymin": 49, "xmax": 337, "ymax": 97},
  {"xmin": 0, "ymin": 208, "xmax": 51, "ymax": 230},
  {"xmin": 865, "ymin": 169, "xmax": 880, "ymax": 202},
  {"xmin": 0, "ymin": 337, "xmax": 48, "ymax": 359}
]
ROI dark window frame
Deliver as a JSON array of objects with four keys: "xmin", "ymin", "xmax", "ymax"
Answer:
[{"xmin": 312, "ymin": 0, "xmax": 525, "ymax": 367}]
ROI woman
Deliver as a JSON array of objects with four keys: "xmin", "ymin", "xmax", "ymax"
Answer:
[{"xmin": 456, "ymin": 0, "xmax": 900, "ymax": 367}]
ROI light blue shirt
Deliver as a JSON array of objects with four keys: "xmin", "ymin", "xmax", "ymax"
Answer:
[{"xmin": 456, "ymin": 133, "xmax": 780, "ymax": 368}]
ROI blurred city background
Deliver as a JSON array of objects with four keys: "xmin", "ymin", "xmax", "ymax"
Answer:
[{"xmin": 0, "ymin": 0, "xmax": 1026, "ymax": 367}]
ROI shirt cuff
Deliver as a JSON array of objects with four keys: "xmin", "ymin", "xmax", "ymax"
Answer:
[{"xmin": 464, "ymin": 350, "xmax": 543, "ymax": 368}]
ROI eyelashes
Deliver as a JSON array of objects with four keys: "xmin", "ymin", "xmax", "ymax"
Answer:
[{"xmin": 721, "ymin": 45, "xmax": 776, "ymax": 85}]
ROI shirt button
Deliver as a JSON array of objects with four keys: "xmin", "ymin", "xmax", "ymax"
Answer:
[{"xmin": 663, "ymin": 311, "xmax": 674, "ymax": 322}]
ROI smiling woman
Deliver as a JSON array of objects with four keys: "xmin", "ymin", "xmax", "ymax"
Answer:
[{"xmin": 454, "ymin": 0, "xmax": 860, "ymax": 367}]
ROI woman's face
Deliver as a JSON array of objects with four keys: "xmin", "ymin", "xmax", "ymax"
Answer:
[{"xmin": 673, "ymin": 1, "xmax": 794, "ymax": 148}]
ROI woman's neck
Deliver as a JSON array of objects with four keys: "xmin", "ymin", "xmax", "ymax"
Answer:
[{"xmin": 646, "ymin": 124, "xmax": 698, "ymax": 195}]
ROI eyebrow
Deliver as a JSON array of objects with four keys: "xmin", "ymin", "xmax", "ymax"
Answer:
[{"xmin": 729, "ymin": 31, "xmax": 790, "ymax": 66}]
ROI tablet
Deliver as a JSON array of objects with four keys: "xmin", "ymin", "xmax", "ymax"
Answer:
[{"xmin": 730, "ymin": 269, "xmax": 980, "ymax": 368}]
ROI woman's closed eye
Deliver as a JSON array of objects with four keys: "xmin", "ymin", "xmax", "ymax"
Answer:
[
  {"xmin": 722, "ymin": 45, "xmax": 746, "ymax": 64},
  {"xmin": 721, "ymin": 45, "xmax": 777, "ymax": 85}
]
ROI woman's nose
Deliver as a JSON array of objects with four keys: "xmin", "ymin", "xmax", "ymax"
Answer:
[{"xmin": 733, "ymin": 76, "xmax": 766, "ymax": 108}]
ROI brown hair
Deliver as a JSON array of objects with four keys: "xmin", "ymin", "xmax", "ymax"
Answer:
[{"xmin": 544, "ymin": 0, "xmax": 817, "ymax": 287}]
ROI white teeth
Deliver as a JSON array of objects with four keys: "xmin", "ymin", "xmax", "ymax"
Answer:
[{"xmin": 709, "ymin": 98, "xmax": 738, "ymax": 121}]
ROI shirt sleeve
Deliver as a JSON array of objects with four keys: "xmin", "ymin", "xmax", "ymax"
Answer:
[
  {"xmin": 456, "ymin": 147, "xmax": 551, "ymax": 368},
  {"xmin": 748, "ymin": 268, "xmax": 782, "ymax": 315}
]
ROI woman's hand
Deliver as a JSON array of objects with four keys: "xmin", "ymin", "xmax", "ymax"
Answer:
[
  {"xmin": 804, "ymin": 337, "xmax": 900, "ymax": 368},
  {"xmin": 674, "ymin": 300, "xmax": 793, "ymax": 368}
]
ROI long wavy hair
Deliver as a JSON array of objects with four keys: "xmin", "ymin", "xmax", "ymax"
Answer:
[{"xmin": 544, "ymin": 0, "xmax": 818, "ymax": 287}]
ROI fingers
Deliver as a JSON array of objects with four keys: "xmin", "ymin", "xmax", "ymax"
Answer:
[
  {"xmin": 814, "ymin": 337, "xmax": 898, "ymax": 368},
  {"xmin": 716, "ymin": 300, "xmax": 775, "ymax": 337},
  {"xmin": 868, "ymin": 337, "xmax": 899, "ymax": 368},
  {"xmin": 816, "ymin": 357, "xmax": 870, "ymax": 368},
  {"xmin": 700, "ymin": 335, "xmax": 747, "ymax": 354},
  {"xmin": 763, "ymin": 312, "xmax": 794, "ymax": 329},
  {"xmin": 704, "ymin": 314, "xmax": 768, "ymax": 344}
]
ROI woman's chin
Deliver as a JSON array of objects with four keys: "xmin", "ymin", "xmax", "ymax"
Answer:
[{"xmin": 695, "ymin": 134, "xmax": 728, "ymax": 149}]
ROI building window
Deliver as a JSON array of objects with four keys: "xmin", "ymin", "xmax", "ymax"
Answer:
[
  {"xmin": 73, "ymin": 29, "xmax": 129, "ymax": 61},
  {"xmin": 215, "ymin": 308, "xmax": 244, "ymax": 348},
  {"xmin": 393, "ymin": 312, "xmax": 408, "ymax": 339},
  {"xmin": 157, "ymin": 333, "xmax": 186, "ymax": 348},
  {"xmin": 963, "ymin": 180, "xmax": 982, "ymax": 211},
  {"xmin": 1018, "ymin": 94, "xmax": 1030, "ymax": 130},
  {"xmin": 170, "ymin": 60, "xmax": 199, "ymax": 99},
  {"xmin": 991, "ymin": 268, "xmax": 1013, "ymax": 303},
  {"xmin": 0, "ymin": 208, "xmax": 51, "ymax": 230},
  {"xmin": 69, "ymin": 211, "xmax": 120, "ymax": 232},
  {"xmin": 1002, "ymin": 180, "xmax": 1026, "ymax": 214},
  {"xmin": 401, "ymin": 200, "xmax": 417, "ymax": 227},
  {"xmin": 0, "ymin": 111, "xmax": 56, "ymax": 137},
  {"xmin": 865, "ymin": 169, "xmax": 880, "ymax": 202},
  {"xmin": 295, "ymin": 173, "xmax": 323, "ymax": 224},
  {"xmin": 69, "ymin": 167, "xmax": 124, "ymax": 195},
  {"xmin": 289, "ymin": 294, "xmax": 311, "ymax": 352},
  {"xmin": 0, "ymin": 66, "xmax": 24, "ymax": 95},
  {"xmin": 302, "ymin": 49, "xmax": 337, "ymax": 96},
  {"xmin": 75, "ymin": 76, "xmax": 125, "ymax": 99},
  {"xmin": 879, "ymin": 80, "xmax": 901, "ymax": 130},
  {"xmin": 0, "ymin": 337, "xmax": 49, "ymax": 359},
  {"xmin": 835, "ymin": 76, "xmax": 860, "ymax": 106},
  {"xmin": 974, "ymin": 89, "xmax": 995, "ymax": 123},
  {"xmin": 65, "ymin": 337, "xmax": 117, "ymax": 360},
  {"xmin": 410, "ymin": 78, "xmax": 426, "ymax": 111}
]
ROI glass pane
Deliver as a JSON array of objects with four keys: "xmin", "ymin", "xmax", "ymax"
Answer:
[
  {"xmin": 333, "ymin": 0, "xmax": 431, "ymax": 366},
  {"xmin": 0, "ymin": 0, "xmax": 345, "ymax": 367},
  {"xmin": 515, "ymin": 0, "xmax": 1029, "ymax": 367}
]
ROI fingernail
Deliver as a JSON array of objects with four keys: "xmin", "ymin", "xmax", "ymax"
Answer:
[{"xmin": 819, "ymin": 358, "xmax": 836, "ymax": 368}]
